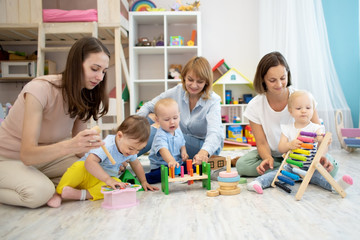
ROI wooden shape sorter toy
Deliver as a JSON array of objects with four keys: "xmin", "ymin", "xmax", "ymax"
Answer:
[
  {"xmin": 271, "ymin": 131, "xmax": 347, "ymax": 200},
  {"xmin": 207, "ymin": 156, "xmax": 241, "ymax": 197},
  {"xmin": 160, "ymin": 160, "xmax": 211, "ymax": 195}
]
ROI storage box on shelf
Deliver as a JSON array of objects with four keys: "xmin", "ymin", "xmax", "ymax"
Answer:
[{"xmin": 129, "ymin": 11, "xmax": 201, "ymax": 114}]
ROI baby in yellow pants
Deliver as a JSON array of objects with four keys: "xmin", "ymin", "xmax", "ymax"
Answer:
[{"xmin": 47, "ymin": 115, "xmax": 159, "ymax": 207}]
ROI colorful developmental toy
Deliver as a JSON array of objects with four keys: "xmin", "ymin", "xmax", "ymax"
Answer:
[
  {"xmin": 173, "ymin": 0, "xmax": 200, "ymax": 11},
  {"xmin": 335, "ymin": 110, "xmax": 360, "ymax": 152},
  {"xmin": 227, "ymin": 125, "xmax": 246, "ymax": 143},
  {"xmin": 160, "ymin": 161, "xmax": 211, "ymax": 195},
  {"xmin": 130, "ymin": 0, "xmax": 156, "ymax": 11},
  {"xmin": 207, "ymin": 156, "xmax": 241, "ymax": 197},
  {"xmin": 271, "ymin": 131, "xmax": 347, "ymax": 200},
  {"xmin": 207, "ymin": 155, "xmax": 226, "ymax": 170},
  {"xmin": 170, "ymin": 36, "xmax": 184, "ymax": 46},
  {"xmin": 187, "ymin": 30, "xmax": 197, "ymax": 46},
  {"xmin": 91, "ymin": 126, "xmax": 116, "ymax": 165},
  {"xmin": 244, "ymin": 125, "xmax": 256, "ymax": 146},
  {"xmin": 101, "ymin": 184, "xmax": 142, "ymax": 209},
  {"xmin": 119, "ymin": 169, "xmax": 144, "ymax": 191}
]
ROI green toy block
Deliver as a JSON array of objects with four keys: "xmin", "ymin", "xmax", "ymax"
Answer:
[
  {"xmin": 202, "ymin": 162, "xmax": 211, "ymax": 190},
  {"xmin": 119, "ymin": 169, "xmax": 143, "ymax": 191},
  {"xmin": 161, "ymin": 165, "xmax": 169, "ymax": 195}
]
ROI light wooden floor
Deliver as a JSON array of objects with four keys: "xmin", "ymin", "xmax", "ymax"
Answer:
[{"xmin": 1, "ymin": 149, "xmax": 359, "ymax": 240}]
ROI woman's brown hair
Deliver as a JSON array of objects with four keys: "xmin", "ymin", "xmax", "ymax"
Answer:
[
  {"xmin": 253, "ymin": 51, "xmax": 292, "ymax": 94},
  {"xmin": 62, "ymin": 37, "xmax": 110, "ymax": 122}
]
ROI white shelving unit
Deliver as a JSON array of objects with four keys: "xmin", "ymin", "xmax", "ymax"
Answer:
[{"xmin": 129, "ymin": 11, "xmax": 201, "ymax": 114}]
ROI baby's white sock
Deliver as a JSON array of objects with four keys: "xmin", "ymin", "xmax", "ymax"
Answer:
[
  {"xmin": 247, "ymin": 180, "xmax": 263, "ymax": 194},
  {"xmin": 338, "ymin": 174, "xmax": 353, "ymax": 190},
  {"xmin": 80, "ymin": 189, "xmax": 87, "ymax": 201}
]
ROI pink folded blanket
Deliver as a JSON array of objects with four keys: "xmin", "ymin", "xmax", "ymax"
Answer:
[{"xmin": 43, "ymin": 9, "xmax": 98, "ymax": 22}]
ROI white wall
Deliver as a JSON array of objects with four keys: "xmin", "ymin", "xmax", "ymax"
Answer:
[{"xmin": 154, "ymin": 0, "xmax": 260, "ymax": 80}]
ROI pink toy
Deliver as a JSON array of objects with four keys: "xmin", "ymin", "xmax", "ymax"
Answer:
[{"xmin": 101, "ymin": 184, "xmax": 142, "ymax": 209}]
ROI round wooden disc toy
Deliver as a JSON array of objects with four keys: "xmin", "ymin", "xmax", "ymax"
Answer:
[
  {"xmin": 219, "ymin": 171, "xmax": 238, "ymax": 178},
  {"xmin": 219, "ymin": 187, "xmax": 241, "ymax": 195},
  {"xmin": 206, "ymin": 189, "xmax": 220, "ymax": 197}
]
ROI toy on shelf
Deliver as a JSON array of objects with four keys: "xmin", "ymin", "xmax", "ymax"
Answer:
[
  {"xmin": 221, "ymin": 115, "xmax": 229, "ymax": 123},
  {"xmin": 170, "ymin": 36, "xmax": 184, "ymax": 46},
  {"xmin": 172, "ymin": 0, "xmax": 200, "ymax": 11},
  {"xmin": 244, "ymin": 125, "xmax": 256, "ymax": 146},
  {"xmin": 130, "ymin": 0, "xmax": 157, "ymax": 11},
  {"xmin": 207, "ymin": 156, "xmax": 241, "ymax": 197},
  {"xmin": 227, "ymin": 125, "xmax": 246, "ymax": 143},
  {"xmin": 168, "ymin": 64, "xmax": 182, "ymax": 79},
  {"xmin": 212, "ymin": 59, "xmax": 230, "ymax": 83},
  {"xmin": 136, "ymin": 37, "xmax": 152, "ymax": 46},
  {"xmin": 160, "ymin": 161, "xmax": 211, "ymax": 195},
  {"xmin": 335, "ymin": 110, "xmax": 360, "ymax": 152},
  {"xmin": 271, "ymin": 131, "xmax": 347, "ymax": 200},
  {"xmin": 187, "ymin": 30, "xmax": 197, "ymax": 46},
  {"xmin": 101, "ymin": 184, "xmax": 142, "ymax": 209}
]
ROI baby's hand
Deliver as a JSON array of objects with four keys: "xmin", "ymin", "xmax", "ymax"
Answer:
[
  {"xmin": 141, "ymin": 181, "xmax": 159, "ymax": 192},
  {"xmin": 181, "ymin": 152, "xmax": 189, "ymax": 161},
  {"xmin": 289, "ymin": 139, "xmax": 302, "ymax": 150},
  {"xmin": 106, "ymin": 178, "xmax": 126, "ymax": 190},
  {"xmin": 168, "ymin": 161, "xmax": 179, "ymax": 168}
]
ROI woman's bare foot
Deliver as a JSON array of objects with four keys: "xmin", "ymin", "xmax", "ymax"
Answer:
[{"xmin": 47, "ymin": 193, "xmax": 62, "ymax": 208}]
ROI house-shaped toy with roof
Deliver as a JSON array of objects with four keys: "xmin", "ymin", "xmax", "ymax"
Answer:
[
  {"xmin": 212, "ymin": 59, "xmax": 256, "ymax": 145},
  {"xmin": 212, "ymin": 62, "xmax": 254, "ymax": 105}
]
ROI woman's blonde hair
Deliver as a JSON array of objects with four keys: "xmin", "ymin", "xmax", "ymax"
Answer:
[
  {"xmin": 181, "ymin": 56, "xmax": 213, "ymax": 99},
  {"xmin": 154, "ymin": 98, "xmax": 178, "ymax": 116}
]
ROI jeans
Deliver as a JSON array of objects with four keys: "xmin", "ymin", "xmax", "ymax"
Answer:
[{"xmin": 255, "ymin": 164, "xmax": 332, "ymax": 191}]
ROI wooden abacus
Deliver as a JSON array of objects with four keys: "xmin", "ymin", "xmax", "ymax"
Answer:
[{"xmin": 271, "ymin": 131, "xmax": 346, "ymax": 200}]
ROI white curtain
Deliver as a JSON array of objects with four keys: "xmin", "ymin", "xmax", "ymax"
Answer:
[{"xmin": 259, "ymin": 0, "xmax": 353, "ymax": 149}]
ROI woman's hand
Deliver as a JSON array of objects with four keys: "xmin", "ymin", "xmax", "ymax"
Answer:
[
  {"xmin": 256, "ymin": 157, "xmax": 274, "ymax": 175},
  {"xmin": 181, "ymin": 152, "xmax": 189, "ymax": 162},
  {"xmin": 68, "ymin": 128, "xmax": 104, "ymax": 155},
  {"xmin": 192, "ymin": 149, "xmax": 209, "ymax": 165}
]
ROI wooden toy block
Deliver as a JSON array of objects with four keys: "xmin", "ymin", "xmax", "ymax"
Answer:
[{"xmin": 160, "ymin": 162, "xmax": 211, "ymax": 195}]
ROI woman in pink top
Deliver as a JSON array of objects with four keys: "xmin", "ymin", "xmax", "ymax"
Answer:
[{"xmin": 0, "ymin": 37, "xmax": 110, "ymax": 208}]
